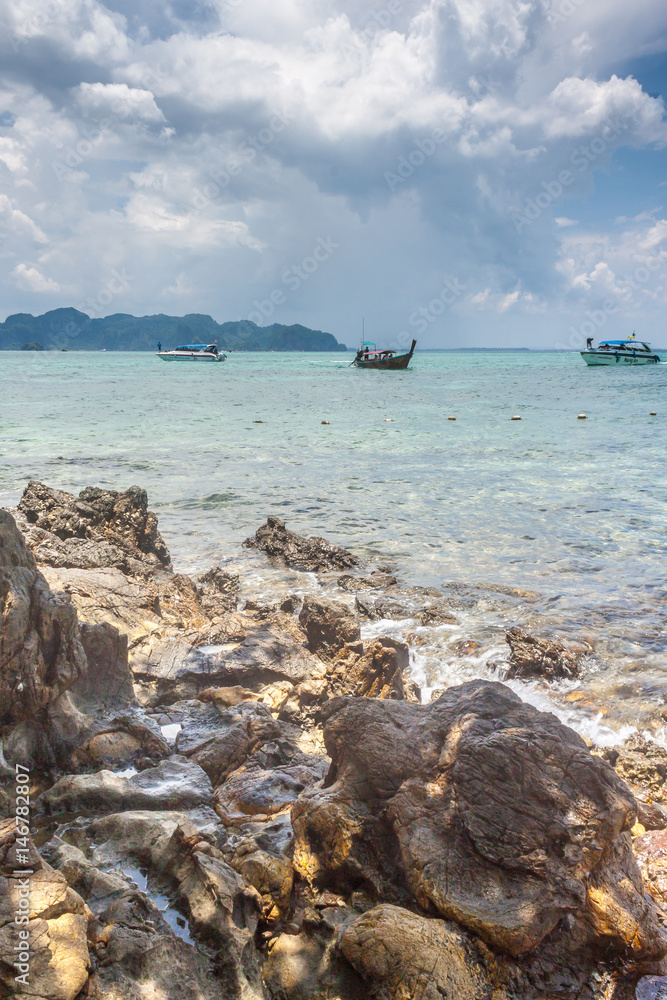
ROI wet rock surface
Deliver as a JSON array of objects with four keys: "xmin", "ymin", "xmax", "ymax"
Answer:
[
  {"xmin": 505, "ymin": 626, "xmax": 584, "ymax": 680},
  {"xmin": 39, "ymin": 756, "xmax": 213, "ymax": 815},
  {"xmin": 244, "ymin": 515, "xmax": 359, "ymax": 572}
]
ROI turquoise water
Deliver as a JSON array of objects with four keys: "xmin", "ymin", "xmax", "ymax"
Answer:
[{"xmin": 2, "ymin": 350, "xmax": 666, "ymax": 737}]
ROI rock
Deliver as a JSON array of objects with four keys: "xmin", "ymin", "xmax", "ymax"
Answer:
[
  {"xmin": 0, "ymin": 509, "xmax": 87, "ymax": 725},
  {"xmin": 197, "ymin": 566, "xmax": 240, "ymax": 610},
  {"xmin": 292, "ymin": 680, "xmax": 667, "ymax": 963},
  {"xmin": 89, "ymin": 888, "xmax": 225, "ymax": 1000},
  {"xmin": 638, "ymin": 798, "xmax": 667, "ymax": 831},
  {"xmin": 264, "ymin": 926, "xmax": 366, "ymax": 1000},
  {"xmin": 636, "ymin": 977, "xmax": 667, "ymax": 1000},
  {"xmin": 323, "ymin": 638, "xmax": 414, "ymax": 702},
  {"xmin": 38, "ymin": 756, "xmax": 213, "ymax": 815},
  {"xmin": 198, "ymin": 684, "xmax": 260, "ymax": 708},
  {"xmin": 0, "ymin": 818, "xmax": 91, "ymax": 1000},
  {"xmin": 52, "ymin": 843, "xmax": 133, "ymax": 911},
  {"xmin": 69, "ymin": 621, "xmax": 135, "ymax": 708},
  {"xmin": 69, "ymin": 714, "xmax": 170, "ymax": 770},
  {"xmin": 18, "ymin": 480, "xmax": 171, "ymax": 573},
  {"xmin": 633, "ymin": 829, "xmax": 667, "ymax": 904},
  {"xmin": 338, "ymin": 573, "xmax": 397, "ymax": 592},
  {"xmin": 3, "ymin": 692, "xmax": 94, "ymax": 771},
  {"xmin": 339, "ymin": 904, "xmax": 504, "ymax": 1000},
  {"xmin": 244, "ymin": 515, "xmax": 359, "ymax": 572},
  {"xmin": 223, "ymin": 834, "xmax": 294, "ymax": 917},
  {"xmin": 299, "ymin": 595, "xmax": 361, "ymax": 655},
  {"xmin": 355, "ymin": 594, "xmax": 457, "ymax": 626},
  {"xmin": 214, "ymin": 743, "xmax": 328, "ymax": 824},
  {"xmin": 505, "ymin": 626, "xmax": 583, "ymax": 680},
  {"xmin": 175, "ymin": 700, "xmax": 282, "ymax": 786},
  {"xmin": 135, "ymin": 621, "xmax": 321, "ymax": 702},
  {"xmin": 601, "ymin": 735, "xmax": 667, "ymax": 804},
  {"xmin": 259, "ymin": 680, "xmax": 295, "ymax": 715}
]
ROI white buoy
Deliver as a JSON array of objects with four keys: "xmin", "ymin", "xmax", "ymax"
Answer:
[
  {"xmin": 447, "ymin": 416, "xmax": 456, "ymax": 421},
  {"xmin": 252, "ymin": 419, "xmax": 263, "ymax": 423},
  {"xmin": 577, "ymin": 413, "xmax": 587, "ymax": 419},
  {"xmin": 384, "ymin": 418, "xmax": 393, "ymax": 422},
  {"xmin": 321, "ymin": 420, "xmax": 330, "ymax": 425},
  {"xmin": 650, "ymin": 411, "xmax": 657, "ymax": 416},
  {"xmin": 510, "ymin": 415, "xmax": 521, "ymax": 421}
]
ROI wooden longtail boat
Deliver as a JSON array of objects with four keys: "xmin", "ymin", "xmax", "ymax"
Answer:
[{"xmin": 352, "ymin": 339, "xmax": 416, "ymax": 369}]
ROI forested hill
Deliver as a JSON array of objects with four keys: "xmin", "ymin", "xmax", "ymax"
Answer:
[{"xmin": 0, "ymin": 309, "xmax": 348, "ymax": 352}]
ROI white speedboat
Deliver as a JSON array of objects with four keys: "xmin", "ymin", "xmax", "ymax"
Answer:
[
  {"xmin": 157, "ymin": 343, "xmax": 226, "ymax": 362},
  {"xmin": 580, "ymin": 336, "xmax": 660, "ymax": 366}
]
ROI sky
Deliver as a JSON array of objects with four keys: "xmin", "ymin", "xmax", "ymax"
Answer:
[{"xmin": 1, "ymin": 0, "xmax": 667, "ymax": 348}]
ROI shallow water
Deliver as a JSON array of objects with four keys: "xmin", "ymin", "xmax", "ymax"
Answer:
[{"xmin": 1, "ymin": 349, "xmax": 665, "ymax": 741}]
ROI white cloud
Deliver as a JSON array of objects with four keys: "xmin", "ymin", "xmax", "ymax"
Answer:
[{"xmin": 12, "ymin": 262, "xmax": 60, "ymax": 292}]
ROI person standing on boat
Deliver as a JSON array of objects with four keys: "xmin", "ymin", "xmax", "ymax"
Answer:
[
  {"xmin": 157, "ymin": 342, "xmax": 162, "ymax": 352},
  {"xmin": 586, "ymin": 338, "xmax": 593, "ymax": 349}
]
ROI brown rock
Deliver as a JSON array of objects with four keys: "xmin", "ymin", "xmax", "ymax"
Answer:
[
  {"xmin": 505, "ymin": 626, "xmax": 583, "ymax": 680},
  {"xmin": 243, "ymin": 515, "xmax": 358, "ymax": 572},
  {"xmin": 175, "ymin": 700, "xmax": 282, "ymax": 786},
  {"xmin": 634, "ymin": 829, "xmax": 667, "ymax": 904},
  {"xmin": 339, "ymin": 903, "xmax": 505, "ymax": 1000},
  {"xmin": 18, "ymin": 480, "xmax": 171, "ymax": 573},
  {"xmin": 298, "ymin": 595, "xmax": 361, "ymax": 655},
  {"xmin": 291, "ymin": 680, "xmax": 667, "ymax": 963},
  {"xmin": 0, "ymin": 509, "xmax": 87, "ymax": 725},
  {"xmin": 263, "ymin": 928, "xmax": 366, "ymax": 1000},
  {"xmin": 601, "ymin": 734, "xmax": 667, "ymax": 804},
  {"xmin": 0, "ymin": 819, "xmax": 91, "ymax": 1000},
  {"xmin": 325, "ymin": 638, "xmax": 414, "ymax": 701}
]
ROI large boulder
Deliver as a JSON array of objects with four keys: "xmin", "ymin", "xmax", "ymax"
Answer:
[
  {"xmin": 17, "ymin": 481, "xmax": 171, "ymax": 574},
  {"xmin": 292, "ymin": 680, "xmax": 667, "ymax": 963},
  {"xmin": 244, "ymin": 516, "xmax": 358, "ymax": 572},
  {"xmin": 0, "ymin": 509, "xmax": 87, "ymax": 725},
  {"xmin": 505, "ymin": 626, "xmax": 583, "ymax": 680}
]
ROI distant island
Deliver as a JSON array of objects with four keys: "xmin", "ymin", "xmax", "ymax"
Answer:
[{"xmin": 0, "ymin": 309, "xmax": 348, "ymax": 352}]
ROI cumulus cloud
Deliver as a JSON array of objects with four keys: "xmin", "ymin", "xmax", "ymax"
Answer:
[
  {"xmin": 0, "ymin": 0, "xmax": 666, "ymax": 344},
  {"xmin": 12, "ymin": 262, "xmax": 60, "ymax": 291}
]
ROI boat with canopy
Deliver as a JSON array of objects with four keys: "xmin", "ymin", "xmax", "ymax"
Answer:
[
  {"xmin": 352, "ymin": 339, "xmax": 416, "ymax": 370},
  {"xmin": 580, "ymin": 334, "xmax": 660, "ymax": 366}
]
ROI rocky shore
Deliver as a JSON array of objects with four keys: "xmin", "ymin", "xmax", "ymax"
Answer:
[{"xmin": 1, "ymin": 482, "xmax": 667, "ymax": 1000}]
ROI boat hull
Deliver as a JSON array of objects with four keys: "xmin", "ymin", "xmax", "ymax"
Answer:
[
  {"xmin": 580, "ymin": 351, "xmax": 660, "ymax": 366},
  {"xmin": 157, "ymin": 353, "xmax": 224, "ymax": 362}
]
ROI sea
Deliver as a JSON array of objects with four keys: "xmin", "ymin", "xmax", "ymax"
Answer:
[{"xmin": 1, "ymin": 349, "xmax": 666, "ymax": 746}]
